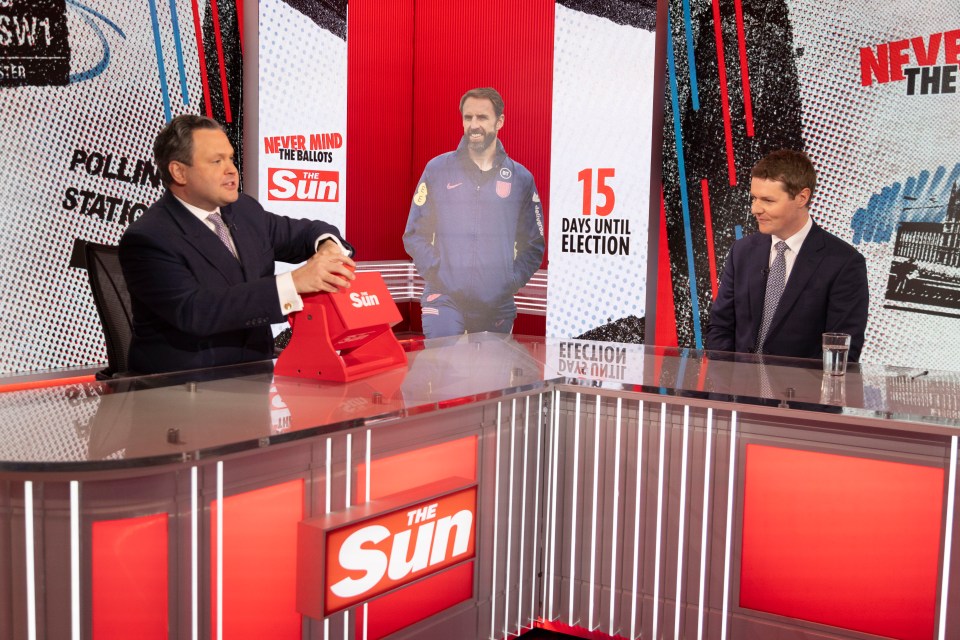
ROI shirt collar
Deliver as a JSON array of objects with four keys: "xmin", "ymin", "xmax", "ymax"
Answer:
[
  {"xmin": 773, "ymin": 214, "xmax": 813, "ymax": 254},
  {"xmin": 173, "ymin": 194, "xmax": 220, "ymax": 223}
]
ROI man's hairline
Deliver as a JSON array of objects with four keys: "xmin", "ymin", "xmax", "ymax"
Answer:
[
  {"xmin": 171, "ymin": 126, "xmax": 228, "ymax": 172},
  {"xmin": 459, "ymin": 96, "xmax": 500, "ymax": 116},
  {"xmin": 750, "ymin": 176, "xmax": 812, "ymax": 204}
]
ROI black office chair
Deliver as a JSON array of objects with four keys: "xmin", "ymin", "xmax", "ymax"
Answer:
[{"xmin": 84, "ymin": 242, "xmax": 134, "ymax": 379}]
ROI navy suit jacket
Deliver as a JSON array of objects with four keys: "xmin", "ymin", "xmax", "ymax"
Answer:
[
  {"xmin": 119, "ymin": 191, "xmax": 349, "ymax": 374},
  {"xmin": 705, "ymin": 221, "xmax": 868, "ymax": 361}
]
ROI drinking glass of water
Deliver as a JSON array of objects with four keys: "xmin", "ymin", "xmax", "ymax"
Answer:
[{"xmin": 822, "ymin": 332, "xmax": 851, "ymax": 376}]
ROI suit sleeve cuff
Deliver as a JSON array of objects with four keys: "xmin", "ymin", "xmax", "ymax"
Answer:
[
  {"xmin": 316, "ymin": 234, "xmax": 352, "ymax": 256},
  {"xmin": 276, "ymin": 272, "xmax": 303, "ymax": 315}
]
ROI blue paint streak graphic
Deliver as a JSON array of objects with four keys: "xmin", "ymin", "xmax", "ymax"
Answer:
[
  {"xmin": 67, "ymin": 0, "xmax": 126, "ymax": 37},
  {"xmin": 927, "ymin": 165, "xmax": 946, "ymax": 198},
  {"xmin": 65, "ymin": 0, "xmax": 126, "ymax": 83},
  {"xmin": 167, "ymin": 0, "xmax": 190, "ymax": 104},
  {"xmin": 912, "ymin": 170, "xmax": 931, "ymax": 200},
  {"xmin": 147, "ymin": 0, "xmax": 172, "ymax": 122},
  {"xmin": 850, "ymin": 163, "xmax": 960, "ymax": 245},
  {"xmin": 68, "ymin": 12, "xmax": 109, "ymax": 83},
  {"xmin": 681, "ymin": 0, "xmax": 700, "ymax": 110},
  {"xmin": 667, "ymin": 10, "xmax": 703, "ymax": 349},
  {"xmin": 734, "ymin": 225, "xmax": 743, "ymax": 240}
]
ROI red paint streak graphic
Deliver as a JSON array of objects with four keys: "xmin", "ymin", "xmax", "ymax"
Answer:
[
  {"xmin": 234, "ymin": 0, "xmax": 244, "ymax": 55},
  {"xmin": 654, "ymin": 187, "xmax": 678, "ymax": 386},
  {"xmin": 711, "ymin": 0, "xmax": 737, "ymax": 184},
  {"xmin": 655, "ymin": 187, "xmax": 679, "ymax": 350},
  {"xmin": 190, "ymin": 0, "xmax": 213, "ymax": 117},
  {"xmin": 733, "ymin": 0, "xmax": 754, "ymax": 137},
  {"xmin": 701, "ymin": 179, "xmax": 718, "ymax": 300},
  {"xmin": 209, "ymin": 0, "xmax": 233, "ymax": 123}
]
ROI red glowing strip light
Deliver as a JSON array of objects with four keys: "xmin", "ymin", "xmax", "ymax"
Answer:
[
  {"xmin": 740, "ymin": 444, "xmax": 943, "ymax": 640},
  {"xmin": 92, "ymin": 513, "xmax": 169, "ymax": 638},
  {"xmin": 0, "ymin": 374, "xmax": 95, "ymax": 394},
  {"xmin": 711, "ymin": 0, "xmax": 737, "ymax": 184},
  {"xmin": 701, "ymin": 179, "xmax": 719, "ymax": 300},
  {"xmin": 733, "ymin": 0, "xmax": 755, "ymax": 137},
  {"xmin": 211, "ymin": 479, "xmax": 304, "ymax": 639},
  {"xmin": 208, "ymin": 0, "xmax": 233, "ymax": 123},
  {"xmin": 190, "ymin": 0, "xmax": 214, "ymax": 117}
]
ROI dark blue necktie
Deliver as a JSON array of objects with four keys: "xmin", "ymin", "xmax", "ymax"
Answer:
[{"xmin": 756, "ymin": 241, "xmax": 788, "ymax": 353}]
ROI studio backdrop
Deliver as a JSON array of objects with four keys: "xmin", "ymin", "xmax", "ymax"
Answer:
[
  {"xmin": 0, "ymin": 0, "xmax": 243, "ymax": 373},
  {"xmin": 657, "ymin": 0, "xmax": 960, "ymax": 368},
  {"xmin": 0, "ymin": 0, "xmax": 662, "ymax": 375}
]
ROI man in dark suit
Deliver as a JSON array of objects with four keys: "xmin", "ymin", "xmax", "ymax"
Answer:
[
  {"xmin": 705, "ymin": 150, "xmax": 868, "ymax": 361},
  {"xmin": 120, "ymin": 115, "xmax": 355, "ymax": 374}
]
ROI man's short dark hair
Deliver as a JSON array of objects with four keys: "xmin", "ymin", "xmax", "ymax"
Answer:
[
  {"xmin": 751, "ymin": 149, "xmax": 817, "ymax": 204},
  {"xmin": 459, "ymin": 87, "xmax": 505, "ymax": 118},
  {"xmin": 154, "ymin": 114, "xmax": 224, "ymax": 187}
]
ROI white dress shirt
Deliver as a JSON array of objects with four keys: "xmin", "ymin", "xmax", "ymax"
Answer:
[
  {"xmin": 174, "ymin": 196, "xmax": 348, "ymax": 316},
  {"xmin": 768, "ymin": 215, "xmax": 813, "ymax": 283}
]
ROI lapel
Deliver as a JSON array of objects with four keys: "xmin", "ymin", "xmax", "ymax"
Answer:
[
  {"xmin": 766, "ymin": 222, "xmax": 826, "ymax": 337},
  {"xmin": 219, "ymin": 200, "xmax": 264, "ymax": 282},
  {"xmin": 162, "ymin": 192, "xmax": 245, "ymax": 283},
  {"xmin": 746, "ymin": 234, "xmax": 772, "ymax": 338}
]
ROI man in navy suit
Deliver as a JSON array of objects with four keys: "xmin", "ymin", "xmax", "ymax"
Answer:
[
  {"xmin": 120, "ymin": 115, "xmax": 355, "ymax": 374},
  {"xmin": 705, "ymin": 150, "xmax": 868, "ymax": 361}
]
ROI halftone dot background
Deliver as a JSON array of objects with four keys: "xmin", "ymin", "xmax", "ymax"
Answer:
[
  {"xmin": 256, "ymin": 0, "xmax": 347, "ymax": 233},
  {"xmin": 793, "ymin": 0, "xmax": 960, "ymax": 368},
  {"xmin": 547, "ymin": 6, "xmax": 655, "ymax": 338},
  {"xmin": 0, "ymin": 0, "xmax": 211, "ymax": 373}
]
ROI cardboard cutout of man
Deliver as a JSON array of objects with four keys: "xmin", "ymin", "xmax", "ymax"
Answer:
[{"xmin": 403, "ymin": 87, "xmax": 545, "ymax": 338}]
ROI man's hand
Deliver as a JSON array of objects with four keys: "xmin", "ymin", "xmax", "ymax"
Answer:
[{"xmin": 291, "ymin": 244, "xmax": 356, "ymax": 293}]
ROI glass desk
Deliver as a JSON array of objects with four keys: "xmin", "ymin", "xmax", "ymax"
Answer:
[{"xmin": 0, "ymin": 333, "xmax": 957, "ymax": 639}]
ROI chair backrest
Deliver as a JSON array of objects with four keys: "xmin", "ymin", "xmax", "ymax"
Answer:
[{"xmin": 84, "ymin": 243, "xmax": 133, "ymax": 378}]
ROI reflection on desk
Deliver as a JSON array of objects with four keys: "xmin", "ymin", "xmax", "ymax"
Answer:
[
  {"xmin": 2, "ymin": 334, "xmax": 960, "ymax": 470},
  {"xmin": 2, "ymin": 335, "xmax": 960, "ymax": 639}
]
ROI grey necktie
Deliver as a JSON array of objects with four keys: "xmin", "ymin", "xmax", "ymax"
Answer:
[
  {"xmin": 207, "ymin": 212, "xmax": 238, "ymax": 260},
  {"xmin": 756, "ymin": 241, "xmax": 788, "ymax": 353}
]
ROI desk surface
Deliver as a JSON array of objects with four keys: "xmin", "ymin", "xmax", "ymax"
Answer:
[{"xmin": 0, "ymin": 333, "xmax": 957, "ymax": 469}]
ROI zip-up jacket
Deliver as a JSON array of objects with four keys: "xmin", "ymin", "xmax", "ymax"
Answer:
[{"xmin": 403, "ymin": 138, "xmax": 545, "ymax": 309}]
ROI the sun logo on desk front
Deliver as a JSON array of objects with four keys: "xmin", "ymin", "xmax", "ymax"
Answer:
[
  {"xmin": 329, "ymin": 503, "xmax": 472, "ymax": 598},
  {"xmin": 312, "ymin": 486, "xmax": 477, "ymax": 617}
]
